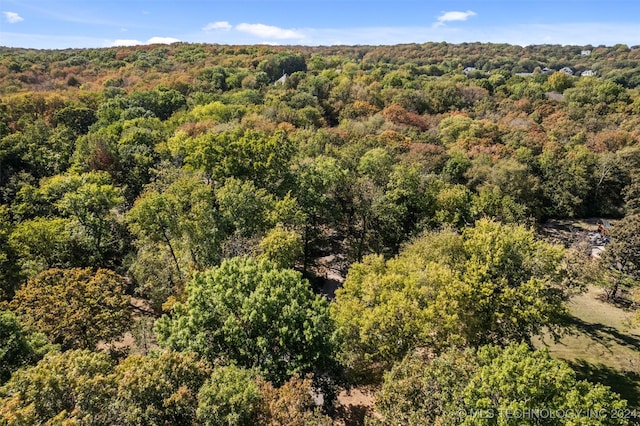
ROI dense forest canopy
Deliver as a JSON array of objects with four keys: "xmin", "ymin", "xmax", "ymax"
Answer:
[{"xmin": 1, "ymin": 41, "xmax": 640, "ymax": 424}]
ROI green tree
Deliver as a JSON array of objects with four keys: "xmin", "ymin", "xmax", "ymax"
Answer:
[
  {"xmin": 111, "ymin": 350, "xmax": 211, "ymax": 425},
  {"xmin": 9, "ymin": 217, "xmax": 79, "ymax": 277},
  {"xmin": 216, "ymin": 178, "xmax": 278, "ymax": 237},
  {"xmin": 196, "ymin": 365, "xmax": 261, "ymax": 426},
  {"xmin": 620, "ymin": 147, "xmax": 640, "ymax": 214},
  {"xmin": 217, "ymin": 180, "xmax": 304, "ymax": 260},
  {"xmin": 0, "ymin": 118, "xmax": 73, "ymax": 180},
  {"xmin": 292, "ymin": 155, "xmax": 348, "ymax": 267},
  {"xmin": 602, "ymin": 215, "xmax": 640, "ymax": 278},
  {"xmin": 72, "ymin": 117, "xmax": 166, "ymax": 201},
  {"xmin": 0, "ymin": 350, "xmax": 116, "ymax": 425},
  {"xmin": 590, "ymin": 151, "xmax": 629, "ymax": 217},
  {"xmin": 423, "ymin": 80, "xmax": 465, "ymax": 113},
  {"xmin": 128, "ymin": 87, "xmax": 186, "ymax": 120},
  {"xmin": 0, "ymin": 206, "xmax": 21, "ymax": 299},
  {"xmin": 127, "ymin": 243, "xmax": 184, "ymax": 313},
  {"xmin": 195, "ymin": 67, "xmax": 229, "ymax": 92},
  {"xmin": 467, "ymin": 157, "xmax": 541, "ymax": 218},
  {"xmin": 0, "ymin": 310, "xmax": 33, "ymax": 384},
  {"xmin": 370, "ymin": 164, "xmax": 436, "ymax": 254},
  {"xmin": 373, "ymin": 344, "xmax": 478, "ymax": 425},
  {"xmin": 155, "ymin": 257, "xmax": 336, "ymax": 385},
  {"xmin": 196, "ymin": 367, "xmax": 332, "ymax": 426},
  {"xmin": 53, "ymin": 105, "xmax": 97, "ymax": 134},
  {"xmin": 258, "ymin": 52, "xmax": 307, "ymax": 82},
  {"xmin": 127, "ymin": 173, "xmax": 226, "ymax": 310},
  {"xmin": 0, "ymin": 310, "xmax": 53, "ymax": 384},
  {"xmin": 12, "ymin": 170, "xmax": 114, "ymax": 220},
  {"xmin": 357, "ymin": 148, "xmax": 394, "ymax": 187},
  {"xmin": 545, "ymin": 71, "xmax": 574, "ymax": 92},
  {"xmin": 257, "ymin": 226, "xmax": 304, "ymax": 269},
  {"xmin": 127, "ymin": 172, "xmax": 224, "ymax": 276},
  {"xmin": 11, "ymin": 268, "xmax": 131, "ymax": 350},
  {"xmin": 332, "ymin": 219, "xmax": 569, "ymax": 377},
  {"xmin": 434, "ymin": 183, "xmax": 473, "ymax": 227},
  {"xmin": 442, "ymin": 151, "xmax": 472, "ymax": 184},
  {"xmin": 11, "ymin": 171, "xmax": 127, "ymax": 269},
  {"xmin": 171, "ymin": 129, "xmax": 294, "ymax": 191},
  {"xmin": 438, "ymin": 115, "xmax": 475, "ymax": 145},
  {"xmin": 188, "ymin": 101, "xmax": 246, "ymax": 123},
  {"xmin": 373, "ymin": 343, "xmax": 628, "ymax": 426},
  {"xmin": 538, "ymin": 144, "xmax": 596, "ymax": 218},
  {"xmin": 95, "ymin": 95, "xmax": 130, "ymax": 126},
  {"xmin": 462, "ymin": 344, "xmax": 627, "ymax": 425},
  {"xmin": 564, "ymin": 79, "xmax": 628, "ymax": 107},
  {"xmin": 257, "ymin": 374, "xmax": 332, "ymax": 426},
  {"xmin": 115, "ymin": 117, "xmax": 167, "ymax": 200},
  {"xmin": 600, "ymin": 214, "xmax": 640, "ymax": 300},
  {"xmin": 128, "ymin": 189, "xmax": 185, "ymax": 278},
  {"xmin": 471, "ymin": 186, "xmax": 528, "ymax": 223},
  {"xmin": 55, "ymin": 177, "xmax": 125, "ymax": 263}
]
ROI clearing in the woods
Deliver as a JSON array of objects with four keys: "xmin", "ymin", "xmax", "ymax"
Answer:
[{"xmin": 534, "ymin": 285, "xmax": 640, "ymax": 410}]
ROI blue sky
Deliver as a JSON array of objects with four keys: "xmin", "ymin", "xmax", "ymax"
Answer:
[{"xmin": 1, "ymin": 0, "xmax": 640, "ymax": 49}]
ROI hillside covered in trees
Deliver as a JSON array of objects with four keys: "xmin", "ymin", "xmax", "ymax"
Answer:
[{"xmin": 1, "ymin": 42, "xmax": 640, "ymax": 425}]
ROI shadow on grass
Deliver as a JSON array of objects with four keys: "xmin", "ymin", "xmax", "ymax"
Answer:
[
  {"xmin": 568, "ymin": 359, "xmax": 640, "ymax": 410},
  {"xmin": 333, "ymin": 404, "xmax": 370, "ymax": 426},
  {"xmin": 594, "ymin": 289, "xmax": 636, "ymax": 311},
  {"xmin": 562, "ymin": 315, "xmax": 640, "ymax": 351}
]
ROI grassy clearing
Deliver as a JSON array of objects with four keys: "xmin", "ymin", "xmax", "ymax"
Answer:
[{"xmin": 533, "ymin": 285, "xmax": 640, "ymax": 409}]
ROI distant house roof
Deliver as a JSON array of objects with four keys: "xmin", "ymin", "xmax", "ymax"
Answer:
[
  {"xmin": 274, "ymin": 73, "xmax": 288, "ymax": 85},
  {"xmin": 559, "ymin": 67, "xmax": 574, "ymax": 75}
]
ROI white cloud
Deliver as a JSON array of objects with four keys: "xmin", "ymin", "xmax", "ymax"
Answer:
[
  {"xmin": 147, "ymin": 36, "xmax": 180, "ymax": 44},
  {"xmin": 0, "ymin": 32, "xmax": 118, "ymax": 49},
  {"xmin": 3, "ymin": 11, "xmax": 24, "ymax": 24},
  {"xmin": 203, "ymin": 21, "xmax": 232, "ymax": 31},
  {"xmin": 284, "ymin": 22, "xmax": 640, "ymax": 47},
  {"xmin": 110, "ymin": 39, "xmax": 143, "ymax": 46},
  {"xmin": 236, "ymin": 23, "xmax": 304, "ymax": 40},
  {"xmin": 4, "ymin": 20, "xmax": 640, "ymax": 50},
  {"xmin": 108, "ymin": 36, "xmax": 180, "ymax": 47},
  {"xmin": 435, "ymin": 10, "xmax": 477, "ymax": 27}
]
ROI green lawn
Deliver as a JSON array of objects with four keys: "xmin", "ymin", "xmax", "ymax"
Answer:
[{"xmin": 533, "ymin": 286, "xmax": 640, "ymax": 409}]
